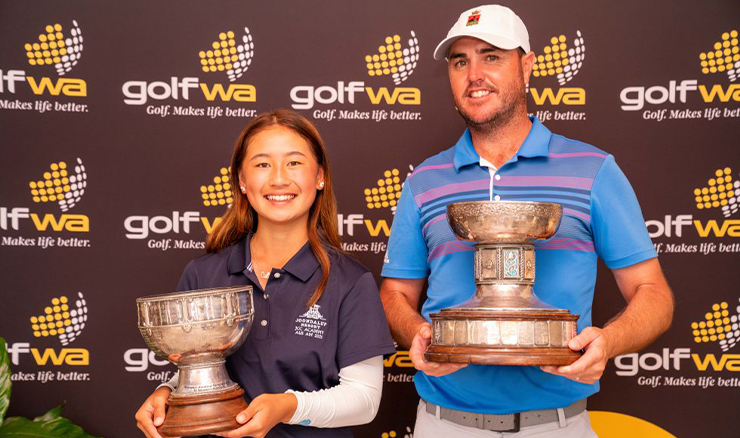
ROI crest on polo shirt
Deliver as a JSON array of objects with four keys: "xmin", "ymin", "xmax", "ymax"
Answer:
[
  {"xmin": 467, "ymin": 10, "xmax": 481, "ymax": 26},
  {"xmin": 294, "ymin": 304, "xmax": 327, "ymax": 340}
]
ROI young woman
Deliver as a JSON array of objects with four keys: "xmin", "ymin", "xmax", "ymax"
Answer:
[{"xmin": 135, "ymin": 110, "xmax": 395, "ymax": 438}]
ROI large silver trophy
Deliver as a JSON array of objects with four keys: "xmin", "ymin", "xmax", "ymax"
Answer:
[
  {"xmin": 137, "ymin": 285, "xmax": 254, "ymax": 437},
  {"xmin": 425, "ymin": 201, "xmax": 582, "ymax": 366}
]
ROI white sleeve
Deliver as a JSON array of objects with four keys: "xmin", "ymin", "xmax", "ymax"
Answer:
[
  {"xmin": 286, "ymin": 355, "xmax": 384, "ymax": 428},
  {"xmin": 156, "ymin": 374, "xmax": 178, "ymax": 392}
]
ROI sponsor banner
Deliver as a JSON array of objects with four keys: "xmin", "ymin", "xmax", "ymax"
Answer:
[
  {"xmin": 1, "ymin": 157, "xmax": 91, "ymax": 249},
  {"xmin": 120, "ymin": 27, "xmax": 260, "ymax": 119},
  {"xmin": 7, "ymin": 292, "xmax": 92, "ymax": 383},
  {"xmin": 527, "ymin": 30, "xmax": 587, "ymax": 122},
  {"xmin": 619, "ymin": 30, "xmax": 739, "ymax": 121},
  {"xmin": 0, "ymin": 20, "xmax": 89, "ymax": 114},
  {"xmin": 646, "ymin": 166, "xmax": 740, "ymax": 255},
  {"xmin": 613, "ymin": 298, "xmax": 740, "ymax": 390},
  {"xmin": 292, "ymin": 31, "xmax": 422, "ymax": 122}
]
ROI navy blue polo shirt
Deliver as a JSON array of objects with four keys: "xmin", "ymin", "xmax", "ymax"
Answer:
[{"xmin": 177, "ymin": 235, "xmax": 395, "ymax": 438}]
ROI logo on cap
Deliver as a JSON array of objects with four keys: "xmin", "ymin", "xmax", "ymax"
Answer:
[
  {"xmin": 198, "ymin": 28, "xmax": 254, "ymax": 82},
  {"xmin": 24, "ymin": 21, "xmax": 83, "ymax": 76},
  {"xmin": 699, "ymin": 30, "xmax": 739, "ymax": 82},
  {"xmin": 28, "ymin": 158, "xmax": 87, "ymax": 212},
  {"xmin": 466, "ymin": 10, "xmax": 481, "ymax": 27}
]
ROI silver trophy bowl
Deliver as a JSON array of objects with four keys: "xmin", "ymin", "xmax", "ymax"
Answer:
[
  {"xmin": 136, "ymin": 285, "xmax": 254, "ymax": 436},
  {"xmin": 426, "ymin": 201, "xmax": 581, "ymax": 366}
]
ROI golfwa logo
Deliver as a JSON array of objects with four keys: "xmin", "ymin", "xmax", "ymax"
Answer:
[
  {"xmin": 290, "ymin": 30, "xmax": 421, "ymax": 120},
  {"xmin": 24, "ymin": 21, "xmax": 83, "ymax": 76},
  {"xmin": 0, "ymin": 20, "xmax": 88, "ymax": 104},
  {"xmin": 339, "ymin": 166, "xmax": 412, "ymax": 254},
  {"xmin": 122, "ymin": 169, "xmax": 228, "ymax": 250},
  {"xmin": 30, "ymin": 293, "xmax": 88, "ymax": 346},
  {"xmin": 528, "ymin": 31, "xmax": 585, "ymax": 107},
  {"xmin": 613, "ymin": 298, "xmax": 740, "ymax": 377},
  {"xmin": 0, "ymin": 157, "xmax": 90, "ymax": 237},
  {"xmin": 6, "ymin": 292, "xmax": 90, "ymax": 368},
  {"xmin": 364, "ymin": 32, "xmax": 419, "ymax": 85},
  {"xmin": 198, "ymin": 28, "xmax": 254, "ymax": 82},
  {"xmin": 363, "ymin": 168, "xmax": 403, "ymax": 211},
  {"xmin": 690, "ymin": 299, "xmax": 740, "ymax": 352},
  {"xmin": 121, "ymin": 27, "xmax": 258, "ymax": 114},
  {"xmin": 646, "ymin": 166, "xmax": 740, "ymax": 242},
  {"xmin": 29, "ymin": 158, "xmax": 87, "ymax": 212},
  {"xmin": 200, "ymin": 167, "xmax": 233, "ymax": 207},
  {"xmin": 699, "ymin": 30, "xmax": 739, "ymax": 82},
  {"xmin": 693, "ymin": 167, "xmax": 739, "ymax": 217},
  {"xmin": 619, "ymin": 30, "xmax": 740, "ymax": 118}
]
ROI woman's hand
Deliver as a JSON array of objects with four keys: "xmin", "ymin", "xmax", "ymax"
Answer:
[
  {"xmin": 215, "ymin": 393, "xmax": 298, "ymax": 438},
  {"xmin": 135, "ymin": 387, "xmax": 179, "ymax": 438}
]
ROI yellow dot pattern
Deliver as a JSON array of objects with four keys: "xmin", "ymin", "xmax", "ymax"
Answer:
[
  {"xmin": 25, "ymin": 23, "xmax": 66, "ymax": 66},
  {"xmin": 31, "ymin": 296, "xmax": 71, "ymax": 338},
  {"xmin": 532, "ymin": 31, "xmax": 584, "ymax": 86},
  {"xmin": 24, "ymin": 21, "xmax": 83, "ymax": 75},
  {"xmin": 29, "ymin": 161, "xmax": 71, "ymax": 204},
  {"xmin": 691, "ymin": 302, "xmax": 733, "ymax": 344},
  {"xmin": 364, "ymin": 169, "xmax": 402, "ymax": 210},
  {"xmin": 28, "ymin": 158, "xmax": 87, "ymax": 211},
  {"xmin": 201, "ymin": 167, "xmax": 233, "ymax": 207},
  {"xmin": 693, "ymin": 167, "xmax": 740, "ymax": 217},
  {"xmin": 381, "ymin": 432, "xmax": 397, "ymax": 438},
  {"xmin": 699, "ymin": 30, "xmax": 739, "ymax": 81},
  {"xmin": 200, "ymin": 31, "xmax": 238, "ymax": 73},
  {"xmin": 199, "ymin": 28, "xmax": 254, "ymax": 82},
  {"xmin": 365, "ymin": 31, "xmax": 419, "ymax": 85}
]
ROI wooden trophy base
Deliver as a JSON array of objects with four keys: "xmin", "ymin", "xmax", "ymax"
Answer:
[
  {"xmin": 427, "ymin": 309, "xmax": 582, "ymax": 366},
  {"xmin": 158, "ymin": 386, "xmax": 248, "ymax": 437}
]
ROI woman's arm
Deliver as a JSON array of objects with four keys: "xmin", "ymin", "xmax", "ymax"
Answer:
[{"xmin": 287, "ymin": 355, "xmax": 384, "ymax": 428}]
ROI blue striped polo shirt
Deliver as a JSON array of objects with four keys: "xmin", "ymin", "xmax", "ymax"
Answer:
[{"xmin": 381, "ymin": 117, "xmax": 656, "ymax": 414}]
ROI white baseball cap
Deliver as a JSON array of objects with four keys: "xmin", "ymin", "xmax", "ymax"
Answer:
[{"xmin": 433, "ymin": 5, "xmax": 530, "ymax": 60}]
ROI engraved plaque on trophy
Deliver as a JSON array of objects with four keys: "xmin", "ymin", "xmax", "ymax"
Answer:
[
  {"xmin": 137, "ymin": 285, "xmax": 254, "ymax": 436},
  {"xmin": 425, "ymin": 201, "xmax": 582, "ymax": 366}
]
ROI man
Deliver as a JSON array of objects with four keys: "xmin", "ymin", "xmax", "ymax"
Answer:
[{"xmin": 380, "ymin": 5, "xmax": 674, "ymax": 437}]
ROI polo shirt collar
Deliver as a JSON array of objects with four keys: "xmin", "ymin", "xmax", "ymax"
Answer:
[
  {"xmin": 452, "ymin": 116, "xmax": 551, "ymax": 172},
  {"xmin": 227, "ymin": 234, "xmax": 320, "ymax": 282}
]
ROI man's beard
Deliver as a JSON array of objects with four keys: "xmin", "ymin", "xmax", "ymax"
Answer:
[{"xmin": 457, "ymin": 82, "xmax": 526, "ymax": 136}]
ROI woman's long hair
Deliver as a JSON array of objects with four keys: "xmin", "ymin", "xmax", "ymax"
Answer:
[{"xmin": 206, "ymin": 110, "xmax": 341, "ymax": 308}]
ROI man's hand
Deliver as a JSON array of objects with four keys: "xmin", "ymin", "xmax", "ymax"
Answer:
[
  {"xmin": 409, "ymin": 322, "xmax": 467, "ymax": 377},
  {"xmin": 540, "ymin": 326, "xmax": 609, "ymax": 384},
  {"xmin": 135, "ymin": 387, "xmax": 179, "ymax": 438},
  {"xmin": 215, "ymin": 393, "xmax": 297, "ymax": 438}
]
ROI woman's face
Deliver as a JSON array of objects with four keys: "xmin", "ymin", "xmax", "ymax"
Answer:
[{"xmin": 239, "ymin": 126, "xmax": 324, "ymax": 229}]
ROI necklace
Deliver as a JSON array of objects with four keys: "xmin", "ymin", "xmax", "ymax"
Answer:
[{"xmin": 251, "ymin": 256, "xmax": 271, "ymax": 279}]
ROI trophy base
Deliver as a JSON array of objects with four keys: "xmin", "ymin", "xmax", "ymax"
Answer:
[
  {"xmin": 427, "ymin": 308, "xmax": 581, "ymax": 366},
  {"xmin": 159, "ymin": 386, "xmax": 248, "ymax": 437},
  {"xmin": 425, "ymin": 344, "xmax": 580, "ymax": 366}
]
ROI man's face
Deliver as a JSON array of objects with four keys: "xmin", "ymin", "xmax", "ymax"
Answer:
[{"xmin": 447, "ymin": 37, "xmax": 533, "ymax": 130}]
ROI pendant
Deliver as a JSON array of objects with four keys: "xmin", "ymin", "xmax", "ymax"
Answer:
[{"xmin": 259, "ymin": 271, "xmax": 270, "ymax": 279}]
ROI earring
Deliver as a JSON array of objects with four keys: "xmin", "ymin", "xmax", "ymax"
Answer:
[
  {"xmin": 318, "ymin": 182, "xmax": 325, "ymax": 189},
  {"xmin": 240, "ymin": 186, "xmax": 246, "ymax": 193}
]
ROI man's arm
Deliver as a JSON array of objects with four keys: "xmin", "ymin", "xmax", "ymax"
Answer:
[
  {"xmin": 542, "ymin": 258, "xmax": 674, "ymax": 383},
  {"xmin": 380, "ymin": 278, "xmax": 466, "ymax": 377}
]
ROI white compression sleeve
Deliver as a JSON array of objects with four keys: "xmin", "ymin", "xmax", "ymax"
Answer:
[{"xmin": 286, "ymin": 355, "xmax": 384, "ymax": 428}]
